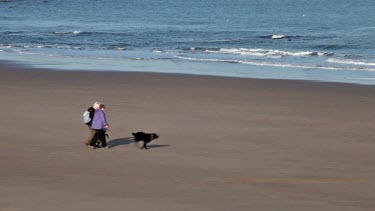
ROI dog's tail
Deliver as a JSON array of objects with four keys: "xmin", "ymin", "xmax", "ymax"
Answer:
[{"xmin": 132, "ymin": 132, "xmax": 136, "ymax": 136}]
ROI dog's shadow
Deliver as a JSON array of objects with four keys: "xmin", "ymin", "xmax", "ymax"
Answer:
[
  {"xmin": 107, "ymin": 137, "xmax": 170, "ymax": 149},
  {"xmin": 107, "ymin": 137, "xmax": 134, "ymax": 148},
  {"xmin": 146, "ymin": 144, "xmax": 170, "ymax": 149}
]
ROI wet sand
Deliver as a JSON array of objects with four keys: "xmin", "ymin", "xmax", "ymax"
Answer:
[{"xmin": 1, "ymin": 61, "xmax": 375, "ymax": 210}]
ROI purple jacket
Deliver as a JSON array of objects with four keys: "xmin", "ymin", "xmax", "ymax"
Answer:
[{"xmin": 91, "ymin": 109, "xmax": 108, "ymax": 129}]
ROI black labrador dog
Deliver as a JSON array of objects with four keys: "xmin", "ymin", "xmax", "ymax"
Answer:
[{"xmin": 132, "ymin": 132, "xmax": 159, "ymax": 149}]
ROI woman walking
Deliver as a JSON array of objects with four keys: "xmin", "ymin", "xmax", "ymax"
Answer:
[{"xmin": 89, "ymin": 104, "xmax": 109, "ymax": 149}]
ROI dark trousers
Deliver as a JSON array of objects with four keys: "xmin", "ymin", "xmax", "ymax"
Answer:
[
  {"xmin": 85, "ymin": 126, "xmax": 96, "ymax": 145},
  {"xmin": 90, "ymin": 129, "xmax": 107, "ymax": 147}
]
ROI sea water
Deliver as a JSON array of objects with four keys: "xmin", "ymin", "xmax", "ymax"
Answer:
[{"xmin": 1, "ymin": 0, "xmax": 374, "ymax": 84}]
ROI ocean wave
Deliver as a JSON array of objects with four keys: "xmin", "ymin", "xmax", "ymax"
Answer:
[
  {"xmin": 257, "ymin": 35, "xmax": 302, "ymax": 40},
  {"xmin": 0, "ymin": 44, "xmax": 12, "ymax": 48},
  {"xmin": 14, "ymin": 51, "xmax": 62, "ymax": 57},
  {"xmin": 353, "ymin": 26, "xmax": 375, "ymax": 32},
  {"xmin": 54, "ymin": 31, "xmax": 71, "ymax": 35},
  {"xmin": 184, "ymin": 47, "xmax": 221, "ymax": 51},
  {"xmin": 313, "ymin": 44, "xmax": 348, "ymax": 50},
  {"xmin": 3, "ymin": 31, "xmax": 24, "ymax": 34},
  {"xmin": 6, "ymin": 42, "xmax": 130, "ymax": 51},
  {"xmin": 53, "ymin": 30, "xmax": 82, "ymax": 35},
  {"xmin": 57, "ymin": 45, "xmax": 72, "ymax": 49},
  {"xmin": 53, "ymin": 30, "xmax": 132, "ymax": 37},
  {"xmin": 8, "ymin": 49, "xmax": 166, "ymax": 61},
  {"xmin": 343, "ymin": 54, "xmax": 363, "ymax": 59},
  {"xmin": 153, "ymin": 49, "xmax": 165, "ymax": 53},
  {"xmin": 271, "ymin": 34, "xmax": 288, "ymax": 39},
  {"xmin": 205, "ymin": 38, "xmax": 246, "ymax": 43},
  {"xmin": 204, "ymin": 48, "xmax": 333, "ymax": 57},
  {"xmin": 327, "ymin": 58, "xmax": 375, "ymax": 66},
  {"xmin": 176, "ymin": 56, "xmax": 375, "ymax": 72}
]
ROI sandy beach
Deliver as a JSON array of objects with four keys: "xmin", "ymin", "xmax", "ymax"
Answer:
[{"xmin": 1, "ymin": 61, "xmax": 375, "ymax": 211}]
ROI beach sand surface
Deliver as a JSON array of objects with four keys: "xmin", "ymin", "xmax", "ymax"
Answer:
[{"xmin": 1, "ymin": 62, "xmax": 375, "ymax": 211}]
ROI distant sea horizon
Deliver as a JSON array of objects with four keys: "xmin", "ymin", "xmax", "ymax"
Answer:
[{"xmin": 1, "ymin": 0, "xmax": 375, "ymax": 84}]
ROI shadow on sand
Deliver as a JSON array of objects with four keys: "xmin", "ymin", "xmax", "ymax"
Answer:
[
  {"xmin": 107, "ymin": 137, "xmax": 170, "ymax": 149},
  {"xmin": 146, "ymin": 144, "xmax": 170, "ymax": 149},
  {"xmin": 107, "ymin": 137, "xmax": 134, "ymax": 148}
]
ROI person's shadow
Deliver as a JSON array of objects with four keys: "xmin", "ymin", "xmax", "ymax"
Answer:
[{"xmin": 107, "ymin": 137, "xmax": 170, "ymax": 149}]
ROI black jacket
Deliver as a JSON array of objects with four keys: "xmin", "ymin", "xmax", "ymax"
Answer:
[{"xmin": 86, "ymin": 107, "xmax": 95, "ymax": 126}]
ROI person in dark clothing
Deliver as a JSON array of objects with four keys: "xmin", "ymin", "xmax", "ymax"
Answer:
[{"xmin": 84, "ymin": 102, "xmax": 100, "ymax": 147}]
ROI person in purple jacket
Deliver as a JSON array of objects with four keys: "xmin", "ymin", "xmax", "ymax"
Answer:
[{"xmin": 89, "ymin": 104, "xmax": 109, "ymax": 149}]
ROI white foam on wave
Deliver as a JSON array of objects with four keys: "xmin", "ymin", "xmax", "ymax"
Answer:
[
  {"xmin": 205, "ymin": 48, "xmax": 333, "ymax": 58},
  {"xmin": 54, "ymin": 30, "xmax": 83, "ymax": 35},
  {"xmin": 57, "ymin": 45, "xmax": 72, "ymax": 49},
  {"xmin": 176, "ymin": 55, "xmax": 375, "ymax": 72},
  {"xmin": 271, "ymin": 34, "xmax": 288, "ymax": 39},
  {"xmin": 15, "ymin": 51, "xmax": 61, "ymax": 57},
  {"xmin": 54, "ymin": 31, "xmax": 70, "ymax": 34},
  {"xmin": 9, "ymin": 49, "xmax": 156, "ymax": 62},
  {"xmin": 58, "ymin": 45, "xmax": 73, "ymax": 49},
  {"xmin": 176, "ymin": 56, "xmax": 228, "ymax": 63},
  {"xmin": 327, "ymin": 58, "xmax": 375, "ymax": 66},
  {"xmin": 0, "ymin": 44, "xmax": 12, "ymax": 48}
]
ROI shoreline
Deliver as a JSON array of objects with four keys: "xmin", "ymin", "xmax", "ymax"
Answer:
[
  {"xmin": 1, "ymin": 51, "xmax": 375, "ymax": 85},
  {"xmin": 1, "ymin": 60, "xmax": 375, "ymax": 210},
  {"xmin": 1, "ymin": 59, "xmax": 375, "ymax": 87}
]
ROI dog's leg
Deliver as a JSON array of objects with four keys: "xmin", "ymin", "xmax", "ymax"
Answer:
[
  {"xmin": 144, "ymin": 142, "xmax": 149, "ymax": 150},
  {"xmin": 140, "ymin": 141, "xmax": 147, "ymax": 150}
]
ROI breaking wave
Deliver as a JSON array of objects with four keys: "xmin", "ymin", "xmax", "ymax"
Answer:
[
  {"xmin": 54, "ymin": 30, "xmax": 82, "ymax": 35},
  {"xmin": 202, "ymin": 48, "xmax": 334, "ymax": 57},
  {"xmin": 176, "ymin": 56, "xmax": 375, "ymax": 72},
  {"xmin": 327, "ymin": 58, "xmax": 375, "ymax": 66},
  {"xmin": 0, "ymin": 44, "xmax": 12, "ymax": 48},
  {"xmin": 271, "ymin": 34, "xmax": 288, "ymax": 39}
]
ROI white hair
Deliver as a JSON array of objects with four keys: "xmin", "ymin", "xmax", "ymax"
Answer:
[{"xmin": 93, "ymin": 101, "xmax": 101, "ymax": 108}]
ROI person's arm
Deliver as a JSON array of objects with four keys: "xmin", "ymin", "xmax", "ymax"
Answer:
[{"xmin": 102, "ymin": 111, "xmax": 108, "ymax": 128}]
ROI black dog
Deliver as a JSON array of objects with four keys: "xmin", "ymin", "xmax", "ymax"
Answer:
[{"xmin": 132, "ymin": 132, "xmax": 159, "ymax": 149}]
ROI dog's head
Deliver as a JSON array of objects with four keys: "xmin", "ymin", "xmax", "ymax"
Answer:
[{"xmin": 151, "ymin": 133, "xmax": 159, "ymax": 140}]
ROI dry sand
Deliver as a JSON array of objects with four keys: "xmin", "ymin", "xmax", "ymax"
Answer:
[{"xmin": 1, "ymin": 61, "xmax": 375, "ymax": 210}]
